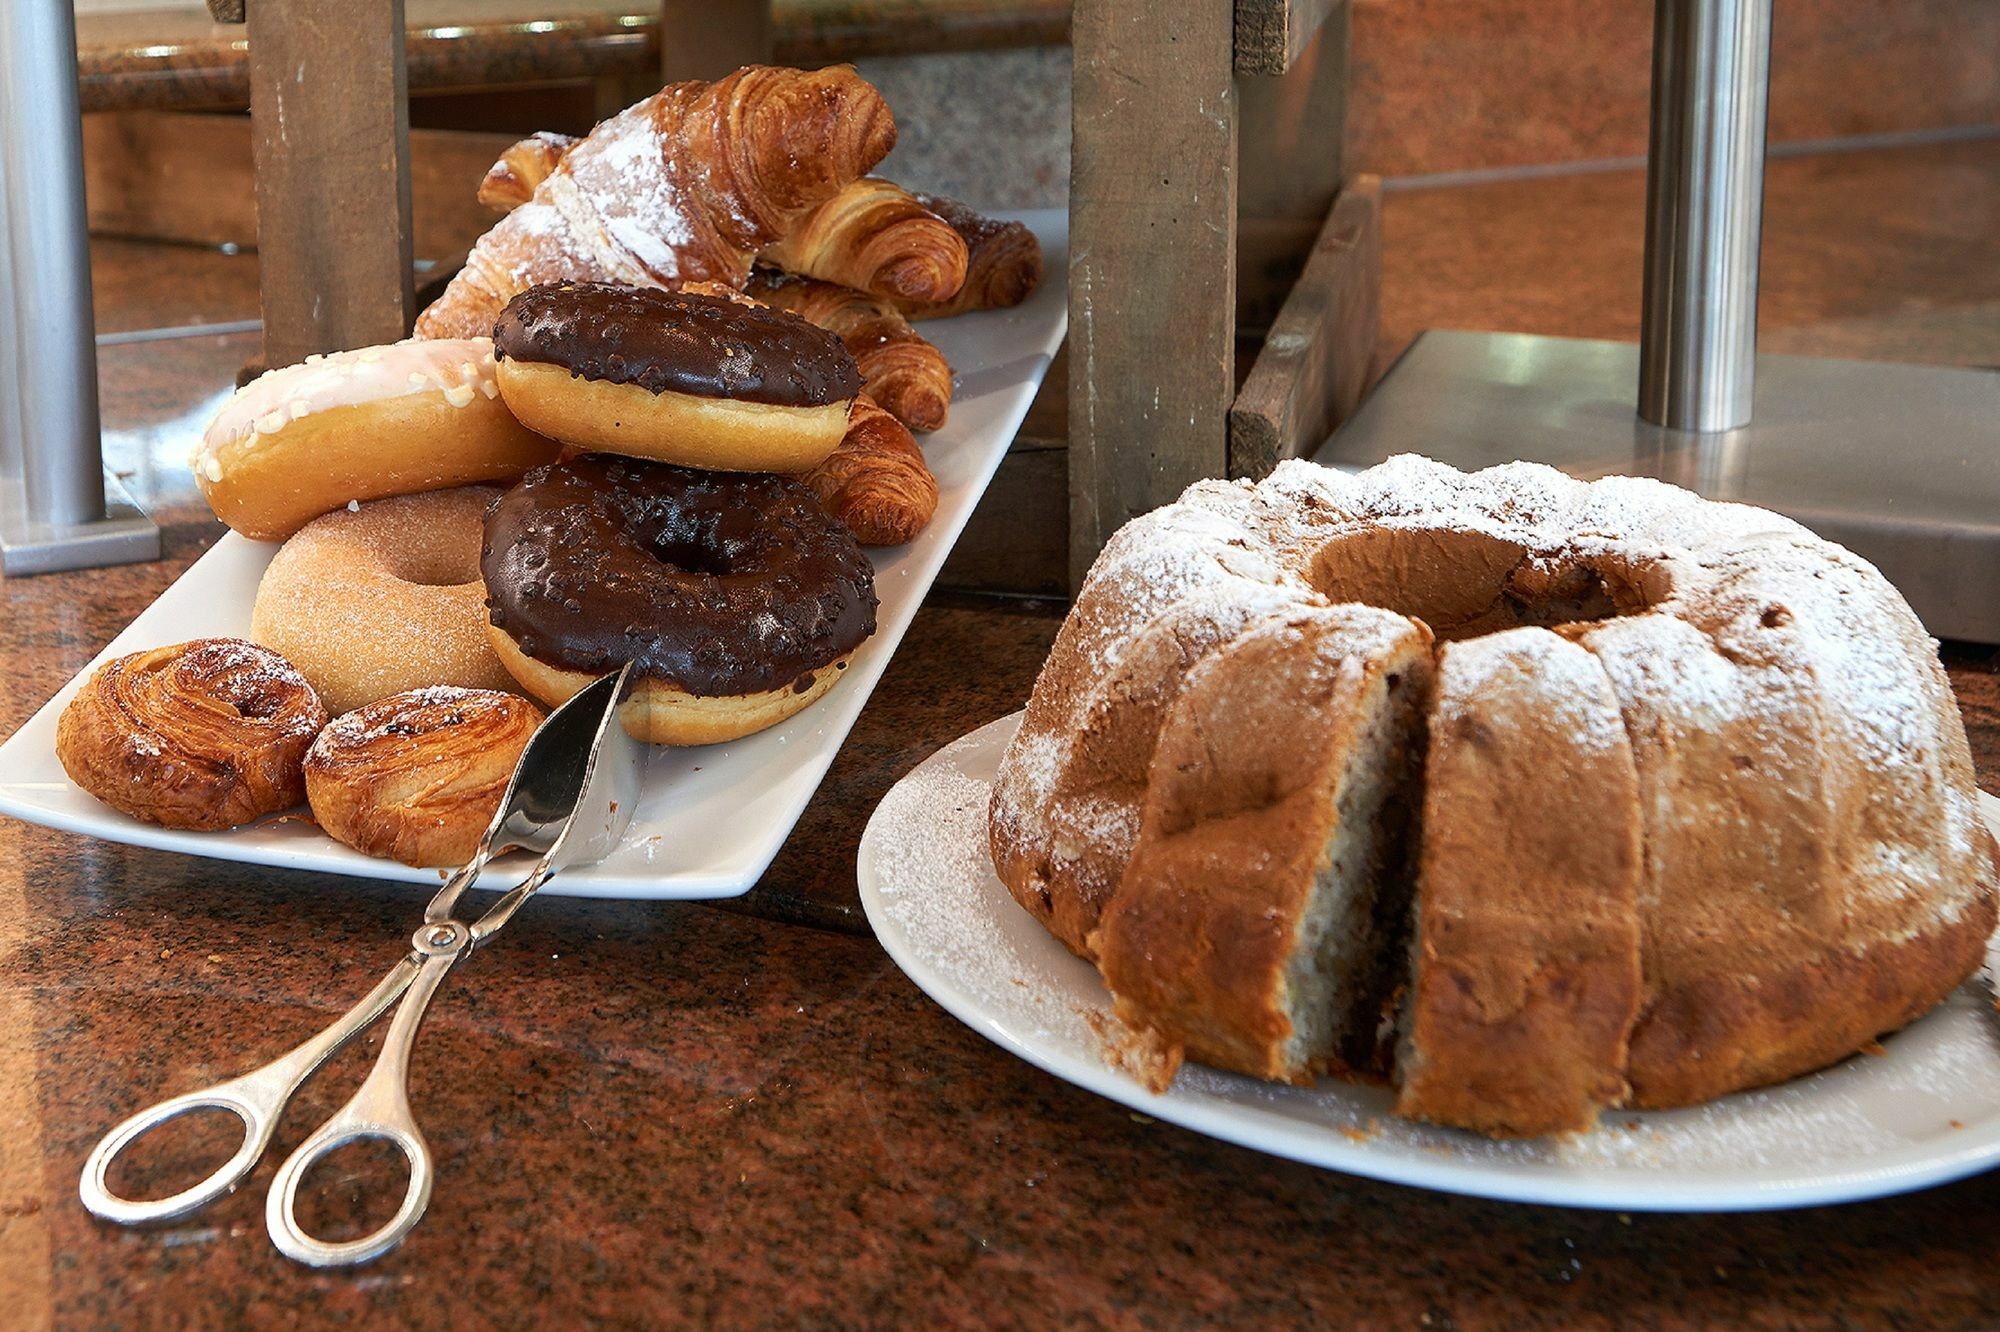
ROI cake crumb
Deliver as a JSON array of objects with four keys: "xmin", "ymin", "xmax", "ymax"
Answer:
[{"xmin": 1084, "ymin": 1008, "xmax": 1182, "ymax": 1092}]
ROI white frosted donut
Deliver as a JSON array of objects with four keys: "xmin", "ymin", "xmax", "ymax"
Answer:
[
  {"xmin": 195, "ymin": 337, "xmax": 560, "ymax": 541},
  {"xmin": 250, "ymin": 487, "xmax": 520, "ymax": 717}
]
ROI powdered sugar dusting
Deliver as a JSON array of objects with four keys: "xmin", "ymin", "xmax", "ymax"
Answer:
[
  {"xmin": 312, "ymin": 686, "xmax": 520, "ymax": 752},
  {"xmin": 995, "ymin": 451, "xmax": 1991, "ymax": 961},
  {"xmin": 1435, "ymin": 628, "xmax": 1625, "ymax": 754},
  {"xmin": 873, "ymin": 761, "xmax": 1074, "ymax": 1033}
]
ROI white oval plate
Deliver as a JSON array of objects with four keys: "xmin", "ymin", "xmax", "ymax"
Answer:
[{"xmin": 858, "ymin": 710, "xmax": 2000, "ymax": 1211}]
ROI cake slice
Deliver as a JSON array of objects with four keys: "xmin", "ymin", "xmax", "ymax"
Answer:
[
  {"xmin": 1091, "ymin": 605, "xmax": 1434, "ymax": 1088},
  {"xmin": 1394, "ymin": 628, "xmax": 1644, "ymax": 1137}
]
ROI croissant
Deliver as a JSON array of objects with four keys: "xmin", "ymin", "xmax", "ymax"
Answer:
[
  {"xmin": 746, "ymin": 271, "xmax": 952, "ymax": 432},
  {"xmin": 415, "ymin": 65, "xmax": 897, "ymax": 339},
  {"xmin": 805, "ymin": 394, "xmax": 938, "ymax": 546},
  {"xmin": 477, "ymin": 131, "xmax": 577, "ymax": 212},
  {"xmin": 893, "ymin": 194, "xmax": 1042, "ymax": 320},
  {"xmin": 757, "ymin": 177, "xmax": 968, "ymax": 305},
  {"xmin": 55, "ymin": 638, "xmax": 328, "ymax": 831}
]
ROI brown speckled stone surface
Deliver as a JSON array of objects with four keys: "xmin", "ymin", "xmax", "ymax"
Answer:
[{"xmin": 3, "ymin": 202, "xmax": 1998, "ymax": 1328}]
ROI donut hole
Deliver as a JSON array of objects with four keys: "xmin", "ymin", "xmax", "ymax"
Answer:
[
  {"xmin": 378, "ymin": 543, "xmax": 482, "ymax": 589},
  {"xmin": 645, "ymin": 532, "xmax": 734, "ymax": 578},
  {"xmin": 1308, "ymin": 527, "xmax": 1660, "ymax": 642}
]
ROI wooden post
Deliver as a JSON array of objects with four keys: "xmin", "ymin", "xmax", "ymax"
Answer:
[
  {"xmin": 1068, "ymin": 0, "xmax": 1238, "ymax": 586},
  {"xmin": 660, "ymin": 1, "xmax": 771, "ymax": 82},
  {"xmin": 1229, "ymin": 175, "xmax": 1382, "ymax": 478},
  {"xmin": 1235, "ymin": 6, "xmax": 1350, "ymax": 334},
  {"xmin": 246, "ymin": 0, "xmax": 415, "ymax": 367}
]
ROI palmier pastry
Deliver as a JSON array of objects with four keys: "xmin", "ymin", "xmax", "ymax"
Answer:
[
  {"xmin": 251, "ymin": 487, "xmax": 520, "ymax": 716},
  {"xmin": 305, "ymin": 688, "xmax": 544, "ymax": 867},
  {"xmin": 194, "ymin": 337, "xmax": 559, "ymax": 541},
  {"xmin": 483, "ymin": 455, "xmax": 878, "ymax": 744},
  {"xmin": 55, "ymin": 638, "xmax": 328, "ymax": 830},
  {"xmin": 491, "ymin": 282, "xmax": 862, "ymax": 473}
]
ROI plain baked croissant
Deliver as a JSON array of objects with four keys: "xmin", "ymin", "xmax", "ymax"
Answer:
[
  {"xmin": 415, "ymin": 65, "xmax": 897, "ymax": 340},
  {"xmin": 805, "ymin": 395, "xmax": 938, "ymax": 546},
  {"xmin": 746, "ymin": 271, "xmax": 953, "ymax": 433},
  {"xmin": 757, "ymin": 177, "xmax": 968, "ymax": 305},
  {"xmin": 476, "ymin": 131, "xmax": 577, "ymax": 212},
  {"xmin": 894, "ymin": 194, "xmax": 1043, "ymax": 320}
]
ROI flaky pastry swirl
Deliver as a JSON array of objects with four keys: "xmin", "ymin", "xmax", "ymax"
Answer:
[
  {"xmin": 55, "ymin": 638, "xmax": 328, "ymax": 830},
  {"xmin": 304, "ymin": 687, "xmax": 544, "ymax": 867}
]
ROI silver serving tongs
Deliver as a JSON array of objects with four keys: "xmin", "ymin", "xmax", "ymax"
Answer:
[{"xmin": 79, "ymin": 663, "xmax": 645, "ymax": 1267}]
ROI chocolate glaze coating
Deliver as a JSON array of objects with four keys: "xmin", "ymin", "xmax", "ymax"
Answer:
[
  {"xmin": 483, "ymin": 455, "xmax": 877, "ymax": 696},
  {"xmin": 492, "ymin": 282, "xmax": 863, "ymax": 407}
]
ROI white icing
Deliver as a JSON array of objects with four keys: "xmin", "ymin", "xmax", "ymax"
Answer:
[{"xmin": 196, "ymin": 337, "xmax": 500, "ymax": 476}]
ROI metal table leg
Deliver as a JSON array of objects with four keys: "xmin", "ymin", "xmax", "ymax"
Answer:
[{"xmin": 0, "ymin": 0, "xmax": 159, "ymax": 576}]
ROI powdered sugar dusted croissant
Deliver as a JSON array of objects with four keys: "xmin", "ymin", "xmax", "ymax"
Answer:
[
  {"xmin": 805, "ymin": 395, "xmax": 937, "ymax": 546},
  {"xmin": 758, "ymin": 177, "xmax": 968, "ymax": 305},
  {"xmin": 747, "ymin": 271, "xmax": 952, "ymax": 432},
  {"xmin": 894, "ymin": 194, "xmax": 1042, "ymax": 321},
  {"xmin": 415, "ymin": 65, "xmax": 897, "ymax": 339}
]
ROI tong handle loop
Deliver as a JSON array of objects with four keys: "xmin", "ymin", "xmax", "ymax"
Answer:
[
  {"xmin": 79, "ymin": 957, "xmax": 421, "ymax": 1229},
  {"xmin": 264, "ymin": 922, "xmax": 468, "ymax": 1267},
  {"xmin": 79, "ymin": 1082, "xmax": 273, "ymax": 1226}
]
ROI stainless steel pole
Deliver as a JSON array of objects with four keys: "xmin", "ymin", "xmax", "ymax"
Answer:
[
  {"xmin": 0, "ymin": 0, "xmax": 157, "ymax": 575},
  {"xmin": 0, "ymin": 128, "xmax": 22, "ymax": 488},
  {"xmin": 1, "ymin": 0, "xmax": 107, "ymax": 525},
  {"xmin": 1637, "ymin": 0, "xmax": 1772, "ymax": 432}
]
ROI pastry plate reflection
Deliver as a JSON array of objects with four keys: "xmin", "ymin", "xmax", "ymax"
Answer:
[
  {"xmin": 859, "ymin": 711, "xmax": 2000, "ymax": 1211},
  {"xmin": 0, "ymin": 212, "xmax": 1067, "ymax": 901}
]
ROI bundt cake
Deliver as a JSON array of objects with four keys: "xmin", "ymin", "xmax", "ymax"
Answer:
[{"xmin": 987, "ymin": 455, "xmax": 1998, "ymax": 1138}]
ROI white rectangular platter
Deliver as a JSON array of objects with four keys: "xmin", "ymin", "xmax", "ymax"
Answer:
[{"xmin": 0, "ymin": 210, "xmax": 1067, "ymax": 902}]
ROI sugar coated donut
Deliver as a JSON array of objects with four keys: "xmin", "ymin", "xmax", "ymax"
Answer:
[
  {"xmin": 482, "ymin": 455, "xmax": 878, "ymax": 745},
  {"xmin": 491, "ymin": 282, "xmax": 861, "ymax": 473},
  {"xmin": 196, "ymin": 337, "xmax": 560, "ymax": 541},
  {"xmin": 251, "ymin": 486, "xmax": 520, "ymax": 716},
  {"xmin": 305, "ymin": 687, "xmax": 544, "ymax": 867},
  {"xmin": 55, "ymin": 638, "xmax": 327, "ymax": 831}
]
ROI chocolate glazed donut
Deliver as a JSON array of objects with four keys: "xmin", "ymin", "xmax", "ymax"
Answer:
[
  {"xmin": 490, "ymin": 282, "xmax": 863, "ymax": 473},
  {"xmin": 482, "ymin": 454, "xmax": 879, "ymax": 744}
]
